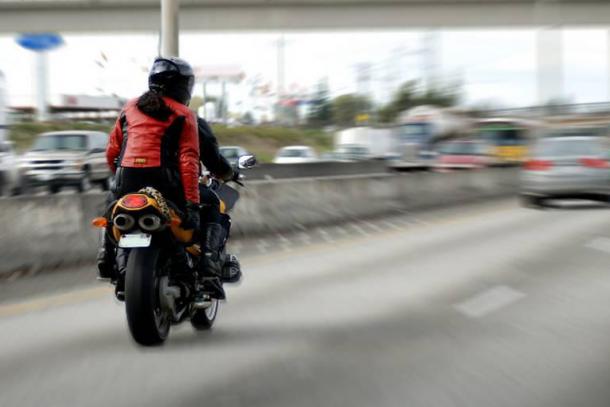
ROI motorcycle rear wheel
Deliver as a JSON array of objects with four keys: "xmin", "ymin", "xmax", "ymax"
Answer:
[{"xmin": 125, "ymin": 247, "xmax": 171, "ymax": 346}]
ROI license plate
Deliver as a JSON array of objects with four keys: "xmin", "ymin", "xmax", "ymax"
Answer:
[
  {"xmin": 37, "ymin": 173, "xmax": 53, "ymax": 181},
  {"xmin": 119, "ymin": 233, "xmax": 152, "ymax": 248}
]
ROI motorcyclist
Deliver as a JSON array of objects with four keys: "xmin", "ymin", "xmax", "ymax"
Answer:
[
  {"xmin": 196, "ymin": 117, "xmax": 243, "ymax": 299},
  {"xmin": 97, "ymin": 56, "xmax": 200, "ymax": 285}
]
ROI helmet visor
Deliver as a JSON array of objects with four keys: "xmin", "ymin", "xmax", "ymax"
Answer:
[{"xmin": 150, "ymin": 59, "xmax": 180, "ymax": 76}]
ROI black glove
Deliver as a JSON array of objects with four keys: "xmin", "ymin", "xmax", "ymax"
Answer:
[{"xmin": 183, "ymin": 201, "xmax": 200, "ymax": 230}]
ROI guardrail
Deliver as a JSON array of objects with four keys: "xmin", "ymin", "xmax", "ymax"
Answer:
[{"xmin": 0, "ymin": 168, "xmax": 519, "ymax": 277}]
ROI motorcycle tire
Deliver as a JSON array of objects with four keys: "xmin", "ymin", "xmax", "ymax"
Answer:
[
  {"xmin": 190, "ymin": 299, "xmax": 220, "ymax": 330},
  {"xmin": 125, "ymin": 247, "xmax": 171, "ymax": 346}
]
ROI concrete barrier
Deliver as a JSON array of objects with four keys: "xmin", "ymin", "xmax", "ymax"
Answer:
[
  {"xmin": 0, "ymin": 168, "xmax": 519, "ymax": 276},
  {"xmin": 244, "ymin": 160, "xmax": 391, "ymax": 180}
]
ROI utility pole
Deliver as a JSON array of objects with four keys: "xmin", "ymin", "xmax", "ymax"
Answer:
[
  {"xmin": 355, "ymin": 63, "xmax": 372, "ymax": 99},
  {"xmin": 160, "ymin": 0, "xmax": 179, "ymax": 57},
  {"xmin": 276, "ymin": 34, "xmax": 286, "ymax": 100}
]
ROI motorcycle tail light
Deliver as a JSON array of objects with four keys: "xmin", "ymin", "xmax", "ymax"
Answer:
[{"xmin": 121, "ymin": 194, "xmax": 149, "ymax": 209}]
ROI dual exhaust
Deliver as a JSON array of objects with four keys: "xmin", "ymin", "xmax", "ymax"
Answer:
[{"xmin": 113, "ymin": 213, "xmax": 163, "ymax": 233}]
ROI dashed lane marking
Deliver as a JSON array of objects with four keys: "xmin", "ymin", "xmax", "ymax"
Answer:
[
  {"xmin": 0, "ymin": 286, "xmax": 112, "ymax": 319},
  {"xmin": 585, "ymin": 237, "xmax": 610, "ymax": 254},
  {"xmin": 381, "ymin": 220, "xmax": 403, "ymax": 231},
  {"xmin": 317, "ymin": 228, "xmax": 335, "ymax": 244},
  {"xmin": 454, "ymin": 285, "xmax": 526, "ymax": 318},
  {"xmin": 350, "ymin": 223, "xmax": 370, "ymax": 237}
]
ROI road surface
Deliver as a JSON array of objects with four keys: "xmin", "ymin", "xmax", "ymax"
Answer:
[{"xmin": 1, "ymin": 198, "xmax": 610, "ymax": 407}]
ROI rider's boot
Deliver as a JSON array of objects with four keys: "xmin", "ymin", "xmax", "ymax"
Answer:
[
  {"xmin": 196, "ymin": 223, "xmax": 227, "ymax": 300},
  {"xmin": 96, "ymin": 232, "xmax": 115, "ymax": 280},
  {"xmin": 222, "ymin": 253, "xmax": 242, "ymax": 283}
]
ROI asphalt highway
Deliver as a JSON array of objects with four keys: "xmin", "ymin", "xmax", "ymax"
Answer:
[{"xmin": 1, "ymin": 198, "xmax": 610, "ymax": 407}]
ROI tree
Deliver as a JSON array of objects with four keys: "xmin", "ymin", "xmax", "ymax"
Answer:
[
  {"xmin": 307, "ymin": 80, "xmax": 332, "ymax": 127},
  {"xmin": 331, "ymin": 94, "xmax": 372, "ymax": 127},
  {"xmin": 189, "ymin": 96, "xmax": 204, "ymax": 113},
  {"xmin": 377, "ymin": 80, "xmax": 461, "ymax": 123}
]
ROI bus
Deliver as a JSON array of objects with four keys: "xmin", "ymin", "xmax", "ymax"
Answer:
[
  {"xmin": 396, "ymin": 105, "xmax": 472, "ymax": 163},
  {"xmin": 476, "ymin": 118, "xmax": 542, "ymax": 164}
]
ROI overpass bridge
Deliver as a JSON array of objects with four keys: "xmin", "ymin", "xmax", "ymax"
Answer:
[
  {"xmin": 2, "ymin": 0, "xmax": 610, "ymax": 105},
  {"xmin": 0, "ymin": 1, "xmax": 609, "ymax": 32}
]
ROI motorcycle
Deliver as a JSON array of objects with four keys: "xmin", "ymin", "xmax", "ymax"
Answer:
[{"xmin": 92, "ymin": 155, "xmax": 256, "ymax": 346}]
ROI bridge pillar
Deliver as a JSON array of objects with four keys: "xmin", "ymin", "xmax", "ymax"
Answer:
[
  {"xmin": 536, "ymin": 28, "xmax": 564, "ymax": 104},
  {"xmin": 160, "ymin": 0, "xmax": 179, "ymax": 57},
  {"xmin": 35, "ymin": 52, "xmax": 49, "ymax": 122}
]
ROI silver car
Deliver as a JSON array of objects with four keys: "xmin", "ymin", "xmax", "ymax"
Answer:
[
  {"xmin": 19, "ymin": 131, "xmax": 110, "ymax": 194},
  {"xmin": 521, "ymin": 134, "xmax": 610, "ymax": 207},
  {"xmin": 219, "ymin": 146, "xmax": 251, "ymax": 167},
  {"xmin": 0, "ymin": 140, "xmax": 21, "ymax": 196}
]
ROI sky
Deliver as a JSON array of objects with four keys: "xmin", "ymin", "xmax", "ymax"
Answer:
[{"xmin": 0, "ymin": 28, "xmax": 608, "ymax": 110}]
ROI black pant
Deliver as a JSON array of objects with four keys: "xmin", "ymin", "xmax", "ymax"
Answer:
[
  {"xmin": 112, "ymin": 167, "xmax": 185, "ymax": 209},
  {"xmin": 200, "ymin": 185, "xmax": 221, "ymax": 224}
]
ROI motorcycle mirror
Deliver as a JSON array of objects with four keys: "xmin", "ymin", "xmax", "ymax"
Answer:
[{"xmin": 238, "ymin": 155, "xmax": 257, "ymax": 169}]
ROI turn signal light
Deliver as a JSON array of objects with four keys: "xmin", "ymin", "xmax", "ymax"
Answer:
[
  {"xmin": 524, "ymin": 159, "xmax": 553, "ymax": 171},
  {"xmin": 91, "ymin": 217, "xmax": 108, "ymax": 228},
  {"xmin": 580, "ymin": 158, "xmax": 609, "ymax": 169},
  {"xmin": 121, "ymin": 194, "xmax": 149, "ymax": 209}
]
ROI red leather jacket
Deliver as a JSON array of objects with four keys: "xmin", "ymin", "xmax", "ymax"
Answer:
[{"xmin": 106, "ymin": 97, "xmax": 200, "ymax": 203}]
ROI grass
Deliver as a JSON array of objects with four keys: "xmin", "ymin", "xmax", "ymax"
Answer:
[{"xmin": 8, "ymin": 122, "xmax": 333, "ymax": 163}]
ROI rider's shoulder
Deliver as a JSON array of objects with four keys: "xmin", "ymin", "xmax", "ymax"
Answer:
[{"xmin": 162, "ymin": 97, "xmax": 192, "ymax": 116}]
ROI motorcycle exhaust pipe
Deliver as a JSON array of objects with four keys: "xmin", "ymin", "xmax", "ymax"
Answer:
[
  {"xmin": 113, "ymin": 214, "xmax": 135, "ymax": 231},
  {"xmin": 138, "ymin": 214, "xmax": 163, "ymax": 232}
]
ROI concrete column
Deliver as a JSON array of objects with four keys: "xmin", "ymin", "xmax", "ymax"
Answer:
[
  {"xmin": 202, "ymin": 81, "xmax": 207, "ymax": 119},
  {"xmin": 160, "ymin": 0, "xmax": 179, "ymax": 57},
  {"xmin": 35, "ymin": 51, "xmax": 49, "ymax": 122},
  {"xmin": 607, "ymin": 29, "xmax": 610, "ymax": 101},
  {"xmin": 422, "ymin": 30, "xmax": 441, "ymax": 92},
  {"xmin": 536, "ymin": 28, "xmax": 564, "ymax": 104},
  {"xmin": 221, "ymin": 80, "xmax": 228, "ymax": 124}
]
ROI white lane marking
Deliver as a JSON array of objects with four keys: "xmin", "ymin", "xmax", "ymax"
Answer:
[
  {"xmin": 318, "ymin": 228, "xmax": 334, "ymax": 243},
  {"xmin": 350, "ymin": 223, "xmax": 370, "ymax": 237},
  {"xmin": 230, "ymin": 241, "xmax": 242, "ymax": 255},
  {"xmin": 394, "ymin": 218, "xmax": 417, "ymax": 227},
  {"xmin": 361, "ymin": 221, "xmax": 383, "ymax": 233},
  {"xmin": 334, "ymin": 226, "xmax": 348, "ymax": 236},
  {"xmin": 256, "ymin": 239, "xmax": 269, "ymax": 254},
  {"xmin": 585, "ymin": 237, "xmax": 610, "ymax": 254},
  {"xmin": 276, "ymin": 232, "xmax": 293, "ymax": 252},
  {"xmin": 299, "ymin": 232, "xmax": 312, "ymax": 245},
  {"xmin": 454, "ymin": 286, "xmax": 526, "ymax": 318},
  {"xmin": 381, "ymin": 220, "xmax": 403, "ymax": 231}
]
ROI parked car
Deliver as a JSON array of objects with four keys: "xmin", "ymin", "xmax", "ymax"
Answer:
[
  {"xmin": 273, "ymin": 146, "xmax": 318, "ymax": 164},
  {"xmin": 521, "ymin": 133, "xmax": 610, "ymax": 207},
  {"xmin": 219, "ymin": 146, "xmax": 251, "ymax": 167},
  {"xmin": 0, "ymin": 140, "xmax": 21, "ymax": 196},
  {"xmin": 19, "ymin": 131, "xmax": 111, "ymax": 194},
  {"xmin": 435, "ymin": 140, "xmax": 490, "ymax": 169}
]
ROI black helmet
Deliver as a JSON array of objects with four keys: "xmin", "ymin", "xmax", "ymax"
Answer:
[{"xmin": 148, "ymin": 57, "xmax": 195, "ymax": 105}]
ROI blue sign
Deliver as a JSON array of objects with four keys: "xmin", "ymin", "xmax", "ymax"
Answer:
[{"xmin": 16, "ymin": 33, "xmax": 63, "ymax": 52}]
